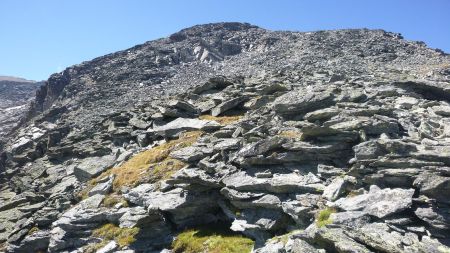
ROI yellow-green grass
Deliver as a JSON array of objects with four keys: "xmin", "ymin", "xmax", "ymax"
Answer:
[
  {"xmin": 27, "ymin": 226, "xmax": 39, "ymax": 235},
  {"xmin": 277, "ymin": 130, "xmax": 302, "ymax": 139},
  {"xmin": 172, "ymin": 227, "xmax": 254, "ymax": 253},
  {"xmin": 92, "ymin": 223, "xmax": 139, "ymax": 248}
]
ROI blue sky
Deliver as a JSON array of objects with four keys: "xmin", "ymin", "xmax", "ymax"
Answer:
[{"xmin": 1, "ymin": 0, "xmax": 449, "ymax": 81}]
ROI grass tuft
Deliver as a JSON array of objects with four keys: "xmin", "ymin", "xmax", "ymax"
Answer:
[
  {"xmin": 316, "ymin": 207, "xmax": 336, "ymax": 228},
  {"xmin": 172, "ymin": 226, "xmax": 254, "ymax": 253},
  {"xmin": 92, "ymin": 223, "xmax": 139, "ymax": 248},
  {"xmin": 199, "ymin": 115, "xmax": 242, "ymax": 125}
]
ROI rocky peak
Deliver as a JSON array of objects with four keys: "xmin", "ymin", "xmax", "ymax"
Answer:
[{"xmin": 0, "ymin": 23, "xmax": 450, "ymax": 253}]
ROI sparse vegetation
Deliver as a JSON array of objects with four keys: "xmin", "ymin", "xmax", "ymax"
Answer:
[
  {"xmin": 83, "ymin": 241, "xmax": 109, "ymax": 253},
  {"xmin": 269, "ymin": 230, "xmax": 303, "ymax": 245},
  {"xmin": 91, "ymin": 131, "xmax": 202, "ymax": 191},
  {"xmin": 316, "ymin": 207, "xmax": 336, "ymax": 227},
  {"xmin": 92, "ymin": 223, "xmax": 139, "ymax": 248},
  {"xmin": 148, "ymin": 158, "xmax": 187, "ymax": 182},
  {"xmin": 172, "ymin": 226, "xmax": 254, "ymax": 253},
  {"xmin": 278, "ymin": 130, "xmax": 302, "ymax": 139},
  {"xmin": 102, "ymin": 194, "xmax": 129, "ymax": 208},
  {"xmin": 199, "ymin": 115, "xmax": 243, "ymax": 125},
  {"xmin": 27, "ymin": 226, "xmax": 39, "ymax": 235},
  {"xmin": 77, "ymin": 177, "xmax": 100, "ymax": 200}
]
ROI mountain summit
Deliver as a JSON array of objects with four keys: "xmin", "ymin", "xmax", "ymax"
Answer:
[{"xmin": 0, "ymin": 22, "xmax": 449, "ymax": 253}]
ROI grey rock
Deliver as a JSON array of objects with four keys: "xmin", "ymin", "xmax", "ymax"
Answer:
[
  {"xmin": 169, "ymin": 145, "xmax": 213, "ymax": 162},
  {"xmin": 432, "ymin": 105, "xmax": 450, "ymax": 116},
  {"xmin": 395, "ymin": 96, "xmax": 419, "ymax": 109},
  {"xmin": 211, "ymin": 96, "xmax": 248, "ymax": 116},
  {"xmin": 285, "ymin": 238, "xmax": 323, "ymax": 253},
  {"xmin": 304, "ymin": 108, "xmax": 340, "ymax": 122},
  {"xmin": 273, "ymin": 89, "xmax": 335, "ymax": 116},
  {"xmin": 88, "ymin": 175, "xmax": 114, "ymax": 196},
  {"xmin": 167, "ymin": 168, "xmax": 221, "ymax": 188},
  {"xmin": 73, "ymin": 155, "xmax": 116, "ymax": 181},
  {"xmin": 312, "ymin": 227, "xmax": 372, "ymax": 253},
  {"xmin": 231, "ymin": 194, "xmax": 282, "ymax": 210},
  {"xmin": 96, "ymin": 240, "xmax": 118, "ymax": 253},
  {"xmin": 414, "ymin": 206, "xmax": 450, "ymax": 230},
  {"xmin": 213, "ymin": 138, "xmax": 241, "ymax": 151},
  {"xmin": 123, "ymin": 183, "xmax": 156, "ymax": 206},
  {"xmin": 119, "ymin": 206, "xmax": 159, "ymax": 228},
  {"xmin": 332, "ymin": 185, "xmax": 414, "ymax": 218},
  {"xmin": 192, "ymin": 76, "xmax": 233, "ymax": 94},
  {"xmin": 253, "ymin": 240, "xmax": 284, "ymax": 253},
  {"xmin": 322, "ymin": 176, "xmax": 355, "ymax": 201},
  {"xmin": 329, "ymin": 211, "xmax": 370, "ymax": 228},
  {"xmin": 223, "ymin": 171, "xmax": 324, "ymax": 194},
  {"xmin": 413, "ymin": 172, "xmax": 450, "ymax": 204},
  {"xmin": 127, "ymin": 187, "xmax": 219, "ymax": 227},
  {"xmin": 7, "ymin": 230, "xmax": 50, "ymax": 253},
  {"xmin": 129, "ymin": 117, "xmax": 151, "ymax": 129},
  {"xmin": 353, "ymin": 140, "xmax": 385, "ymax": 160}
]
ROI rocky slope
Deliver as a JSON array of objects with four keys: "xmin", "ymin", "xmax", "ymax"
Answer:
[
  {"xmin": 0, "ymin": 77, "xmax": 42, "ymax": 144},
  {"xmin": 1, "ymin": 22, "xmax": 450, "ymax": 253}
]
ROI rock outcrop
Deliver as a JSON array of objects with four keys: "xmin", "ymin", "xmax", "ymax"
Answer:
[{"xmin": 0, "ymin": 23, "xmax": 450, "ymax": 252}]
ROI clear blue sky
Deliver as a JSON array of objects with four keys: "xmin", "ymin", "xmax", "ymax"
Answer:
[{"xmin": 1, "ymin": 0, "xmax": 449, "ymax": 81}]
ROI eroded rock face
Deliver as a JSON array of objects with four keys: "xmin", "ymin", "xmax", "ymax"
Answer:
[{"xmin": 1, "ymin": 23, "xmax": 450, "ymax": 252}]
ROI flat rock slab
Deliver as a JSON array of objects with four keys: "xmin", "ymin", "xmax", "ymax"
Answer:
[
  {"xmin": 273, "ymin": 89, "xmax": 335, "ymax": 116},
  {"xmin": 150, "ymin": 118, "xmax": 220, "ymax": 138},
  {"xmin": 331, "ymin": 185, "xmax": 414, "ymax": 218},
  {"xmin": 223, "ymin": 171, "xmax": 324, "ymax": 194}
]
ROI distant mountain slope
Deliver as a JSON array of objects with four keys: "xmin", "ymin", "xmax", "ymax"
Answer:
[
  {"xmin": 0, "ymin": 76, "xmax": 35, "ymax": 83},
  {"xmin": 0, "ymin": 78, "xmax": 42, "ymax": 142}
]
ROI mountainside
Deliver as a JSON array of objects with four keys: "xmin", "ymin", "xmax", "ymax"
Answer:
[
  {"xmin": 1, "ymin": 22, "xmax": 450, "ymax": 253},
  {"xmin": 0, "ymin": 78, "xmax": 42, "ymax": 144}
]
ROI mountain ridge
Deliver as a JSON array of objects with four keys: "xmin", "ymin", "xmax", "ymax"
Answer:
[{"xmin": 1, "ymin": 22, "xmax": 450, "ymax": 253}]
